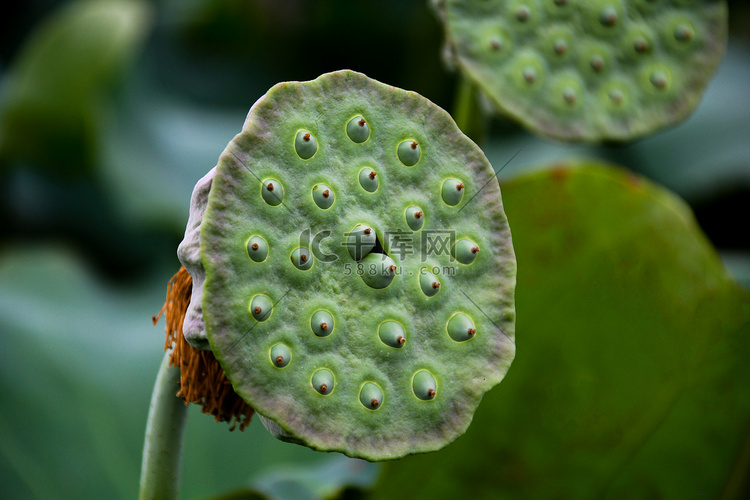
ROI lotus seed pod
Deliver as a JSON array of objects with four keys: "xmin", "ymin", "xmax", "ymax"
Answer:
[
  {"xmin": 358, "ymin": 167, "xmax": 379, "ymax": 193},
  {"xmin": 250, "ymin": 294, "xmax": 273, "ymax": 322},
  {"xmin": 188, "ymin": 70, "xmax": 515, "ymax": 460},
  {"xmin": 270, "ymin": 343, "xmax": 291, "ymax": 368},
  {"xmin": 312, "ymin": 183, "xmax": 334, "ymax": 210},
  {"xmin": 452, "ymin": 238, "xmax": 480, "ymax": 265},
  {"xmin": 295, "ymin": 130, "xmax": 318, "ymax": 159},
  {"xmin": 346, "ymin": 115, "xmax": 370, "ymax": 143},
  {"xmin": 431, "ymin": 0, "xmax": 727, "ymax": 141},
  {"xmin": 397, "ymin": 140, "xmax": 421, "ymax": 166},
  {"xmin": 447, "ymin": 312, "xmax": 476, "ymax": 342},
  {"xmin": 404, "ymin": 205, "xmax": 424, "ymax": 231},
  {"xmin": 261, "ymin": 179, "xmax": 284, "ymax": 206},
  {"xmin": 378, "ymin": 320, "xmax": 407, "ymax": 349},
  {"xmin": 310, "ymin": 310, "xmax": 334, "ymax": 337},
  {"xmin": 359, "ymin": 252, "xmax": 397, "ymax": 290},
  {"xmin": 246, "ymin": 235, "xmax": 269, "ymax": 263},
  {"xmin": 441, "ymin": 179, "xmax": 465, "ymax": 206},
  {"xmin": 412, "ymin": 370, "xmax": 438, "ymax": 401},
  {"xmin": 346, "ymin": 224, "xmax": 376, "ymax": 261},
  {"xmin": 312, "ymin": 369, "xmax": 335, "ymax": 395},
  {"xmin": 290, "ymin": 247, "xmax": 313, "ymax": 271}
]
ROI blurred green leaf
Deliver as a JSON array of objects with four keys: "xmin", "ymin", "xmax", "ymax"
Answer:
[
  {"xmin": 0, "ymin": 0, "xmax": 153, "ymax": 174},
  {"xmin": 372, "ymin": 162, "xmax": 750, "ymax": 499}
]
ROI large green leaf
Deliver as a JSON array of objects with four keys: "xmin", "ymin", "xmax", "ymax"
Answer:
[{"xmin": 373, "ymin": 162, "xmax": 750, "ymax": 499}]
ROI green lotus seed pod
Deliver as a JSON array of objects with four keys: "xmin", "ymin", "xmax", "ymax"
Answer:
[
  {"xmin": 346, "ymin": 115, "xmax": 370, "ymax": 143},
  {"xmin": 312, "ymin": 183, "xmax": 334, "ymax": 209},
  {"xmin": 412, "ymin": 370, "xmax": 437, "ymax": 401},
  {"xmin": 295, "ymin": 130, "xmax": 318, "ymax": 159},
  {"xmin": 312, "ymin": 369, "xmax": 335, "ymax": 395},
  {"xmin": 397, "ymin": 140, "xmax": 420, "ymax": 166},
  {"xmin": 358, "ymin": 167, "xmax": 379, "ymax": 193},
  {"xmin": 346, "ymin": 224, "xmax": 376, "ymax": 261},
  {"xmin": 441, "ymin": 179, "xmax": 465, "ymax": 206},
  {"xmin": 311, "ymin": 310, "xmax": 334, "ymax": 337},
  {"xmin": 261, "ymin": 179, "xmax": 284, "ymax": 206},
  {"xmin": 447, "ymin": 312, "xmax": 476, "ymax": 342},
  {"xmin": 359, "ymin": 253, "xmax": 397, "ymax": 290},
  {"xmin": 193, "ymin": 71, "xmax": 516, "ymax": 460},
  {"xmin": 378, "ymin": 320, "xmax": 406, "ymax": 348},
  {"xmin": 452, "ymin": 238, "xmax": 480, "ymax": 265},
  {"xmin": 404, "ymin": 205, "xmax": 424, "ymax": 231},
  {"xmin": 250, "ymin": 294, "xmax": 273, "ymax": 322},
  {"xmin": 246, "ymin": 235, "xmax": 269, "ymax": 262},
  {"xmin": 432, "ymin": 0, "xmax": 728, "ymax": 141},
  {"xmin": 270, "ymin": 343, "xmax": 291, "ymax": 368},
  {"xmin": 290, "ymin": 247, "xmax": 313, "ymax": 271},
  {"xmin": 359, "ymin": 382, "xmax": 384, "ymax": 410},
  {"xmin": 419, "ymin": 268, "xmax": 441, "ymax": 297}
]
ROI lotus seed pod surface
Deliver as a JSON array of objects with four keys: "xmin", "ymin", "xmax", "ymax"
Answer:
[
  {"xmin": 199, "ymin": 70, "xmax": 515, "ymax": 460},
  {"xmin": 432, "ymin": 0, "xmax": 727, "ymax": 141}
]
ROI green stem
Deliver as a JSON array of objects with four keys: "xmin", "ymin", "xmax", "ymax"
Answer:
[
  {"xmin": 453, "ymin": 75, "xmax": 489, "ymax": 148},
  {"xmin": 139, "ymin": 350, "xmax": 188, "ymax": 500}
]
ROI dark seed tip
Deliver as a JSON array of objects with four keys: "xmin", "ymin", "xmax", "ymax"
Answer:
[
  {"xmin": 456, "ymin": 183, "xmax": 464, "ymax": 191},
  {"xmin": 303, "ymin": 133, "xmax": 311, "ymax": 142},
  {"xmin": 323, "ymin": 189, "xmax": 330, "ymax": 198},
  {"xmin": 254, "ymin": 307, "xmax": 262, "ymax": 314},
  {"xmin": 432, "ymin": 282, "xmax": 440, "ymax": 289},
  {"xmin": 410, "ymin": 141, "xmax": 418, "ymax": 150},
  {"xmin": 371, "ymin": 399, "xmax": 379, "ymax": 407},
  {"xmin": 415, "ymin": 211, "xmax": 423, "ymax": 218},
  {"xmin": 251, "ymin": 243, "xmax": 259, "ymax": 250},
  {"xmin": 369, "ymin": 171, "xmax": 377, "ymax": 179},
  {"xmin": 358, "ymin": 118, "xmax": 366, "ymax": 126},
  {"xmin": 397, "ymin": 336, "xmax": 405, "ymax": 344},
  {"xmin": 320, "ymin": 322, "xmax": 328, "ymax": 331}
]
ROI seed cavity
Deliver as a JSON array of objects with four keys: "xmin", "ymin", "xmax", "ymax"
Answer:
[
  {"xmin": 452, "ymin": 238, "xmax": 480, "ymax": 265},
  {"xmin": 261, "ymin": 179, "xmax": 284, "ymax": 206},
  {"xmin": 359, "ymin": 382, "xmax": 383, "ymax": 410},
  {"xmin": 246, "ymin": 235, "xmax": 269, "ymax": 262},
  {"xmin": 413, "ymin": 370, "xmax": 437, "ymax": 401},
  {"xmin": 311, "ymin": 310, "xmax": 334, "ymax": 337},
  {"xmin": 312, "ymin": 183, "xmax": 334, "ymax": 209},
  {"xmin": 295, "ymin": 130, "xmax": 318, "ymax": 160},
  {"xmin": 291, "ymin": 248, "xmax": 313, "ymax": 271},
  {"xmin": 359, "ymin": 167, "xmax": 379, "ymax": 193},
  {"xmin": 447, "ymin": 312, "xmax": 476, "ymax": 342},
  {"xmin": 378, "ymin": 320, "xmax": 407, "ymax": 349},
  {"xmin": 312, "ymin": 369, "xmax": 334, "ymax": 395},
  {"xmin": 250, "ymin": 294, "xmax": 273, "ymax": 322},
  {"xmin": 359, "ymin": 253, "xmax": 397, "ymax": 289},
  {"xmin": 405, "ymin": 205, "xmax": 425, "ymax": 231},
  {"xmin": 441, "ymin": 179, "xmax": 465, "ymax": 206},
  {"xmin": 270, "ymin": 344, "xmax": 291, "ymax": 368},
  {"xmin": 397, "ymin": 140, "xmax": 421, "ymax": 166},
  {"xmin": 419, "ymin": 268, "xmax": 441, "ymax": 297},
  {"xmin": 346, "ymin": 224, "xmax": 377, "ymax": 261},
  {"xmin": 346, "ymin": 115, "xmax": 370, "ymax": 143}
]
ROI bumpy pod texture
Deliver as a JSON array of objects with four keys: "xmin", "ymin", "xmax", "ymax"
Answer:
[
  {"xmin": 195, "ymin": 70, "xmax": 515, "ymax": 460},
  {"xmin": 433, "ymin": 0, "xmax": 727, "ymax": 141}
]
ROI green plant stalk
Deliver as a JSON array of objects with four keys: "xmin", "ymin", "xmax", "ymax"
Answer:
[
  {"xmin": 452, "ymin": 74, "xmax": 489, "ymax": 148},
  {"xmin": 139, "ymin": 350, "xmax": 188, "ymax": 500}
]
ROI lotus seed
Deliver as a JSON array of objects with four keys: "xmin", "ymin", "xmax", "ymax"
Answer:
[
  {"xmin": 609, "ymin": 89, "xmax": 624, "ymax": 104},
  {"xmin": 405, "ymin": 205, "xmax": 424, "ymax": 231},
  {"xmin": 261, "ymin": 179, "xmax": 284, "ymax": 206},
  {"xmin": 522, "ymin": 67, "xmax": 537, "ymax": 84},
  {"xmin": 447, "ymin": 312, "xmax": 476, "ymax": 342},
  {"xmin": 650, "ymin": 71, "xmax": 668, "ymax": 89},
  {"xmin": 312, "ymin": 369, "xmax": 334, "ymax": 395},
  {"xmin": 516, "ymin": 6, "xmax": 530, "ymax": 22},
  {"xmin": 397, "ymin": 140, "xmax": 421, "ymax": 166},
  {"xmin": 674, "ymin": 25, "xmax": 694, "ymax": 42},
  {"xmin": 346, "ymin": 115, "xmax": 370, "ymax": 143},
  {"xmin": 359, "ymin": 253, "xmax": 397, "ymax": 289},
  {"xmin": 553, "ymin": 39, "xmax": 567, "ymax": 55},
  {"xmin": 250, "ymin": 294, "xmax": 273, "ymax": 322},
  {"xmin": 346, "ymin": 224, "xmax": 377, "ymax": 261},
  {"xmin": 490, "ymin": 37, "xmax": 502, "ymax": 51},
  {"xmin": 295, "ymin": 130, "xmax": 318, "ymax": 160},
  {"xmin": 378, "ymin": 320, "xmax": 406, "ymax": 348},
  {"xmin": 590, "ymin": 56, "xmax": 605, "ymax": 72},
  {"xmin": 419, "ymin": 268, "xmax": 441, "ymax": 297},
  {"xmin": 634, "ymin": 38, "xmax": 650, "ymax": 53},
  {"xmin": 452, "ymin": 238, "xmax": 480, "ymax": 265},
  {"xmin": 441, "ymin": 179, "xmax": 465, "ymax": 206},
  {"xmin": 291, "ymin": 248, "xmax": 313, "ymax": 271},
  {"xmin": 359, "ymin": 168, "xmax": 379, "ymax": 193},
  {"xmin": 270, "ymin": 344, "xmax": 291, "ymax": 368},
  {"xmin": 412, "ymin": 370, "xmax": 437, "ymax": 401},
  {"xmin": 310, "ymin": 309, "xmax": 334, "ymax": 337},
  {"xmin": 359, "ymin": 382, "xmax": 384, "ymax": 410},
  {"xmin": 312, "ymin": 183, "xmax": 334, "ymax": 209},
  {"xmin": 246, "ymin": 235, "xmax": 269, "ymax": 262},
  {"xmin": 562, "ymin": 88, "xmax": 577, "ymax": 104},
  {"xmin": 599, "ymin": 7, "xmax": 618, "ymax": 27}
]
